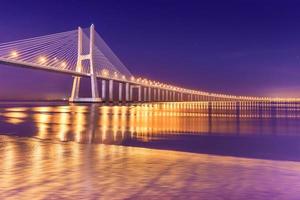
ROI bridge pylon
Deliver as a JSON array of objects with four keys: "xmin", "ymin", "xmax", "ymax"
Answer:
[{"xmin": 69, "ymin": 24, "xmax": 101, "ymax": 103}]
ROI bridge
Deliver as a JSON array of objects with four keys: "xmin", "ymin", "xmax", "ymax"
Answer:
[{"xmin": 0, "ymin": 24, "xmax": 298, "ymax": 103}]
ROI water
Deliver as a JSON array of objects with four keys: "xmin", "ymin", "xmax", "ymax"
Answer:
[{"xmin": 1, "ymin": 101, "xmax": 300, "ymax": 199}]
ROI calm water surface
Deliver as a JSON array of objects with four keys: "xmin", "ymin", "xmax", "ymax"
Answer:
[{"xmin": 1, "ymin": 101, "xmax": 300, "ymax": 199}]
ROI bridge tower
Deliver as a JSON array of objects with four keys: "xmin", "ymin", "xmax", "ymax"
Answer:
[{"xmin": 69, "ymin": 24, "xmax": 101, "ymax": 103}]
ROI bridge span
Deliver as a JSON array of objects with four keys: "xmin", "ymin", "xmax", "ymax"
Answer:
[{"xmin": 0, "ymin": 24, "xmax": 298, "ymax": 103}]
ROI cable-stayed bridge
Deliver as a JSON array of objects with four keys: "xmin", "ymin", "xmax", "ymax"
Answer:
[{"xmin": 0, "ymin": 25, "xmax": 298, "ymax": 102}]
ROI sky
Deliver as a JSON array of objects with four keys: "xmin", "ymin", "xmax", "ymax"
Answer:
[{"xmin": 0, "ymin": 0, "xmax": 300, "ymax": 99}]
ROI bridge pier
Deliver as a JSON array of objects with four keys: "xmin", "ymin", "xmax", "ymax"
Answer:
[
  {"xmin": 109, "ymin": 80, "xmax": 114, "ymax": 102},
  {"xmin": 157, "ymin": 89, "xmax": 160, "ymax": 101},
  {"xmin": 143, "ymin": 87, "xmax": 147, "ymax": 101},
  {"xmin": 118, "ymin": 83, "xmax": 123, "ymax": 102},
  {"xmin": 148, "ymin": 87, "xmax": 151, "ymax": 101},
  {"xmin": 138, "ymin": 86, "xmax": 142, "ymax": 101},
  {"xmin": 166, "ymin": 90, "xmax": 168, "ymax": 101},
  {"xmin": 70, "ymin": 76, "xmax": 81, "ymax": 101},
  {"xmin": 69, "ymin": 25, "xmax": 101, "ymax": 103},
  {"xmin": 165, "ymin": 91, "xmax": 168, "ymax": 101},
  {"xmin": 102, "ymin": 80, "xmax": 106, "ymax": 101},
  {"xmin": 125, "ymin": 83, "xmax": 130, "ymax": 102},
  {"xmin": 166, "ymin": 91, "xmax": 169, "ymax": 101}
]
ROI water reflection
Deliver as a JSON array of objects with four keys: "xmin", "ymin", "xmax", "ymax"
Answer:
[
  {"xmin": 1, "ymin": 135, "xmax": 300, "ymax": 199},
  {"xmin": 1, "ymin": 102, "xmax": 300, "ymax": 199},
  {"xmin": 0, "ymin": 101, "xmax": 300, "ymax": 160}
]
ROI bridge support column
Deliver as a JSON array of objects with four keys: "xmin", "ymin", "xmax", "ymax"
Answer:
[
  {"xmin": 109, "ymin": 80, "xmax": 114, "ymax": 102},
  {"xmin": 153, "ymin": 88, "xmax": 157, "ymax": 101},
  {"xmin": 102, "ymin": 80, "xmax": 106, "ymax": 101},
  {"xmin": 89, "ymin": 24, "xmax": 100, "ymax": 101},
  {"xmin": 157, "ymin": 89, "xmax": 160, "ymax": 101},
  {"xmin": 138, "ymin": 86, "xmax": 142, "ymax": 101},
  {"xmin": 144, "ymin": 87, "xmax": 147, "ymax": 101},
  {"xmin": 173, "ymin": 92, "xmax": 175, "ymax": 101},
  {"xmin": 130, "ymin": 86, "xmax": 133, "ymax": 101},
  {"xmin": 118, "ymin": 83, "xmax": 123, "ymax": 102},
  {"xmin": 148, "ymin": 87, "xmax": 151, "ymax": 101},
  {"xmin": 165, "ymin": 90, "xmax": 168, "ymax": 101},
  {"xmin": 125, "ymin": 83, "xmax": 130, "ymax": 102},
  {"xmin": 69, "ymin": 24, "xmax": 101, "ymax": 103},
  {"xmin": 166, "ymin": 91, "xmax": 169, "ymax": 101},
  {"xmin": 70, "ymin": 76, "xmax": 80, "ymax": 100}
]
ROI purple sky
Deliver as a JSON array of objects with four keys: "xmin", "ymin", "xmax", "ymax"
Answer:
[{"xmin": 0, "ymin": 0, "xmax": 300, "ymax": 99}]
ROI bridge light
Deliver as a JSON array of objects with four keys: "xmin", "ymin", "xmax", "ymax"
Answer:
[
  {"xmin": 38, "ymin": 56, "xmax": 47, "ymax": 64},
  {"xmin": 122, "ymin": 75, "xmax": 126, "ymax": 80},
  {"xmin": 130, "ymin": 76, "xmax": 135, "ymax": 81},
  {"xmin": 114, "ymin": 71, "xmax": 118, "ymax": 78},
  {"xmin": 101, "ymin": 69, "xmax": 109, "ymax": 77},
  {"xmin": 60, "ymin": 62, "xmax": 67, "ymax": 68},
  {"xmin": 10, "ymin": 50, "xmax": 18, "ymax": 58}
]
